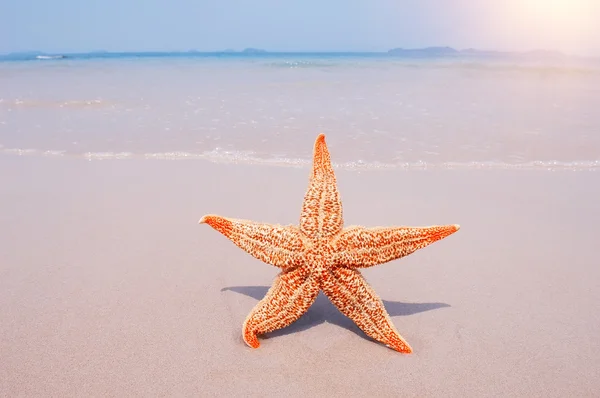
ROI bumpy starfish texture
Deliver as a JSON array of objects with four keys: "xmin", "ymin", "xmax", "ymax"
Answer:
[{"xmin": 199, "ymin": 134, "xmax": 459, "ymax": 353}]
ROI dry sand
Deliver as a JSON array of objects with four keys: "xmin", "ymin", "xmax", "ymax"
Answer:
[{"xmin": 1, "ymin": 155, "xmax": 599, "ymax": 397}]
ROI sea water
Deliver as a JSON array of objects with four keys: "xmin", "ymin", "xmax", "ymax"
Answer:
[{"xmin": 1, "ymin": 52, "xmax": 599, "ymax": 170}]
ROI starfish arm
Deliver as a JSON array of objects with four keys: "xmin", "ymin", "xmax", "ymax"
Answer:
[
  {"xmin": 242, "ymin": 267, "xmax": 320, "ymax": 348},
  {"xmin": 321, "ymin": 267, "xmax": 412, "ymax": 353},
  {"xmin": 331, "ymin": 224, "xmax": 460, "ymax": 268},
  {"xmin": 299, "ymin": 134, "xmax": 344, "ymax": 241},
  {"xmin": 199, "ymin": 215, "xmax": 306, "ymax": 269}
]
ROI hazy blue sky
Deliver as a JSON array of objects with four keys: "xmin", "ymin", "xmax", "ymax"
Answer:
[{"xmin": 1, "ymin": 0, "xmax": 599, "ymax": 55}]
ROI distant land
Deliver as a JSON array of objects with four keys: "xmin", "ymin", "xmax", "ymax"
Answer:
[
  {"xmin": 387, "ymin": 46, "xmax": 568, "ymax": 60},
  {"xmin": 1, "ymin": 47, "xmax": 597, "ymax": 62},
  {"xmin": 187, "ymin": 48, "xmax": 264, "ymax": 54}
]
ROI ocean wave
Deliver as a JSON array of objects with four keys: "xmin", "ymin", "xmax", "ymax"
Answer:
[
  {"xmin": 250, "ymin": 57, "xmax": 600, "ymax": 74},
  {"xmin": 264, "ymin": 60, "xmax": 339, "ymax": 69},
  {"xmin": 2, "ymin": 147, "xmax": 65, "ymax": 156},
  {"xmin": 83, "ymin": 151, "xmax": 134, "ymax": 160},
  {"xmin": 35, "ymin": 55, "xmax": 66, "ymax": 60},
  {"xmin": 436, "ymin": 61, "xmax": 600, "ymax": 75},
  {"xmin": 0, "ymin": 99, "xmax": 111, "ymax": 109},
  {"xmin": 1, "ymin": 145, "xmax": 599, "ymax": 171}
]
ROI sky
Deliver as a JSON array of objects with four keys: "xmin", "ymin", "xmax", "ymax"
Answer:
[{"xmin": 1, "ymin": 0, "xmax": 599, "ymax": 55}]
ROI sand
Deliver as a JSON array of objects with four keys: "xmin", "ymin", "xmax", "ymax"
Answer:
[{"xmin": 1, "ymin": 155, "xmax": 599, "ymax": 397}]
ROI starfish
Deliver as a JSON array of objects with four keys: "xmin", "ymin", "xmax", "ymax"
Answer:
[{"xmin": 199, "ymin": 134, "xmax": 459, "ymax": 353}]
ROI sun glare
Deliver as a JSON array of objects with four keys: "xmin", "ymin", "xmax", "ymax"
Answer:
[
  {"xmin": 503, "ymin": 0, "xmax": 598, "ymax": 52},
  {"xmin": 522, "ymin": 0, "xmax": 594, "ymax": 25}
]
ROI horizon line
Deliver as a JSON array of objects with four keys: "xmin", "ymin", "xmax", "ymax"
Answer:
[
  {"xmin": 3, "ymin": 47, "xmax": 600, "ymax": 60},
  {"xmin": 0, "ymin": 47, "xmax": 592, "ymax": 56}
]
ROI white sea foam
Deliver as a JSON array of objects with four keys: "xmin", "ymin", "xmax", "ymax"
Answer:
[
  {"xmin": 36, "ymin": 55, "xmax": 65, "ymax": 60},
  {"xmin": 0, "ymin": 99, "xmax": 110, "ymax": 108},
  {"xmin": 1, "ymin": 145, "xmax": 598, "ymax": 171},
  {"xmin": 3, "ymin": 148, "xmax": 38, "ymax": 156},
  {"xmin": 83, "ymin": 151, "xmax": 134, "ymax": 160},
  {"xmin": 42, "ymin": 150, "xmax": 66, "ymax": 156}
]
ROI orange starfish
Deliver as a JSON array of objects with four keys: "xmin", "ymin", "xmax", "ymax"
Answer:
[{"xmin": 199, "ymin": 134, "xmax": 459, "ymax": 353}]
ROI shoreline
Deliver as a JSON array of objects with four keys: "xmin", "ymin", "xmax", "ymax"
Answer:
[{"xmin": 1, "ymin": 152, "xmax": 599, "ymax": 172}]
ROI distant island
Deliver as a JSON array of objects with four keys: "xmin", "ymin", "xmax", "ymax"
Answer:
[
  {"xmin": 217, "ymin": 48, "xmax": 267, "ymax": 54},
  {"xmin": 212, "ymin": 48, "xmax": 267, "ymax": 54},
  {"xmin": 1, "ymin": 47, "xmax": 593, "ymax": 63},
  {"xmin": 387, "ymin": 46, "xmax": 567, "ymax": 60}
]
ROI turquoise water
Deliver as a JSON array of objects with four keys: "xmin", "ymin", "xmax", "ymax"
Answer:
[{"xmin": 1, "ymin": 52, "xmax": 599, "ymax": 170}]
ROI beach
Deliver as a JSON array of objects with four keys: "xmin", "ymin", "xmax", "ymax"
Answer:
[
  {"xmin": 1, "ymin": 154, "xmax": 599, "ymax": 397},
  {"xmin": 2, "ymin": 53, "xmax": 600, "ymax": 396}
]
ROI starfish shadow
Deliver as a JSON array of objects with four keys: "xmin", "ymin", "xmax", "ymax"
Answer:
[{"xmin": 221, "ymin": 286, "xmax": 450, "ymax": 342}]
